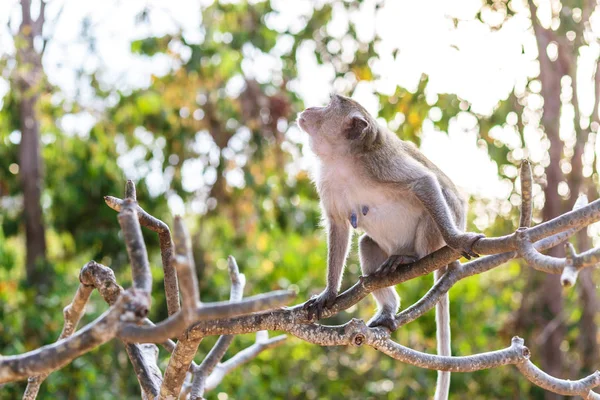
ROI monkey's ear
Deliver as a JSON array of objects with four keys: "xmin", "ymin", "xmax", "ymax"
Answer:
[{"xmin": 345, "ymin": 115, "xmax": 369, "ymax": 140}]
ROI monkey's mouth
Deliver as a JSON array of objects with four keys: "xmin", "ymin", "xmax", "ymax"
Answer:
[{"xmin": 297, "ymin": 113, "xmax": 309, "ymax": 133}]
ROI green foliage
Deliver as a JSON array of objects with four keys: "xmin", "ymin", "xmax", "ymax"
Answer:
[
  {"xmin": 131, "ymin": 36, "xmax": 174, "ymax": 56},
  {"xmin": 0, "ymin": 1, "xmax": 594, "ymax": 399}
]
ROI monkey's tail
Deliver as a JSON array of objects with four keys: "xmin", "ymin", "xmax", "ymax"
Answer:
[{"xmin": 433, "ymin": 262, "xmax": 454, "ymax": 400}]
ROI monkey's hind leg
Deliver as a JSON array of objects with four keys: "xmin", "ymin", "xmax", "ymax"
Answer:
[{"xmin": 359, "ymin": 235, "xmax": 400, "ymax": 332}]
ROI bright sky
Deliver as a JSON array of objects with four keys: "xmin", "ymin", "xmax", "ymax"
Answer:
[{"xmin": 1, "ymin": 0, "xmax": 597, "ymax": 220}]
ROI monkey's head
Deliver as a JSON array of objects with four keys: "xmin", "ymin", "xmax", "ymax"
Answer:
[{"xmin": 297, "ymin": 94, "xmax": 379, "ymax": 157}]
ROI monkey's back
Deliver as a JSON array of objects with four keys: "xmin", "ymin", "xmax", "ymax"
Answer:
[{"xmin": 363, "ymin": 128, "xmax": 467, "ymax": 227}]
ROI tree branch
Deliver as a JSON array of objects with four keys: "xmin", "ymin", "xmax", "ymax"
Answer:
[
  {"xmin": 519, "ymin": 159, "xmax": 533, "ymax": 228},
  {"xmin": 0, "ymin": 288, "xmax": 148, "ymax": 384},
  {"xmin": 79, "ymin": 261, "xmax": 162, "ymax": 398},
  {"xmin": 160, "ymin": 216, "xmax": 203, "ymax": 398},
  {"xmin": 125, "ymin": 343, "xmax": 162, "ymax": 400},
  {"xmin": 189, "ymin": 256, "xmax": 246, "ymax": 399},
  {"xmin": 118, "ymin": 198, "xmax": 152, "ymax": 298},
  {"xmin": 32, "ymin": 0, "xmax": 45, "ymax": 38},
  {"xmin": 118, "ymin": 290, "xmax": 295, "ymax": 343},
  {"xmin": 22, "ymin": 282, "xmax": 93, "ymax": 399},
  {"xmin": 187, "ymin": 332, "xmax": 287, "ymax": 398},
  {"xmin": 104, "ymin": 183, "xmax": 180, "ymax": 315},
  {"xmin": 172, "ymin": 216, "xmax": 200, "ymax": 317},
  {"xmin": 516, "ymin": 218, "xmax": 600, "ymax": 285}
]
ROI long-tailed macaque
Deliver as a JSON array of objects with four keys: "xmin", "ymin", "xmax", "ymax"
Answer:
[{"xmin": 297, "ymin": 94, "xmax": 483, "ymax": 399}]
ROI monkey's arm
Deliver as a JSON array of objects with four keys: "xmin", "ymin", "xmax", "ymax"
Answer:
[
  {"xmin": 411, "ymin": 174, "xmax": 483, "ymax": 258},
  {"xmin": 303, "ymin": 220, "xmax": 351, "ymax": 320}
]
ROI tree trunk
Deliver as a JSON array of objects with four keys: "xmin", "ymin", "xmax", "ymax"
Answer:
[
  {"xmin": 16, "ymin": 0, "xmax": 48, "ymax": 287},
  {"xmin": 527, "ymin": 4, "xmax": 568, "ymax": 397},
  {"xmin": 18, "ymin": 92, "xmax": 46, "ymax": 285}
]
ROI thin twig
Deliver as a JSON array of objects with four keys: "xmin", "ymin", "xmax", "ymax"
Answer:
[
  {"xmin": 105, "ymin": 188, "xmax": 180, "ymax": 316},
  {"xmin": 172, "ymin": 215, "xmax": 200, "ymax": 317},
  {"xmin": 189, "ymin": 256, "xmax": 246, "ymax": 399},
  {"xmin": 201, "ymin": 332, "xmax": 286, "ymax": 393},
  {"xmin": 520, "ymin": 159, "xmax": 533, "ymax": 228},
  {"xmin": 118, "ymin": 198, "xmax": 153, "ymax": 298}
]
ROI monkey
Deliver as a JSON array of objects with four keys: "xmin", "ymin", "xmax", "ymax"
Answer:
[{"xmin": 297, "ymin": 94, "xmax": 483, "ymax": 399}]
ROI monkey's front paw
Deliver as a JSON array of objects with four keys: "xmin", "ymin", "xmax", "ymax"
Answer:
[
  {"xmin": 375, "ymin": 254, "xmax": 418, "ymax": 276},
  {"xmin": 303, "ymin": 289, "xmax": 337, "ymax": 321},
  {"xmin": 367, "ymin": 312, "xmax": 399, "ymax": 332},
  {"xmin": 446, "ymin": 232, "xmax": 485, "ymax": 260}
]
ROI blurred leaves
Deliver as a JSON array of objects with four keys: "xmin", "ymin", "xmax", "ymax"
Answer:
[{"xmin": 0, "ymin": 0, "xmax": 595, "ymax": 399}]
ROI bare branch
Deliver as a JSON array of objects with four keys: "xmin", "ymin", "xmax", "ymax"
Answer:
[
  {"xmin": 105, "ymin": 194, "xmax": 171, "ymax": 234},
  {"xmin": 125, "ymin": 343, "xmax": 162, "ymax": 400},
  {"xmin": 118, "ymin": 290, "xmax": 296, "ymax": 343},
  {"xmin": 31, "ymin": 0, "xmax": 45, "ymax": 37},
  {"xmin": 161, "ymin": 338, "xmax": 202, "ymax": 399},
  {"xmin": 197, "ymin": 332, "xmax": 287, "ymax": 396},
  {"xmin": 79, "ymin": 261, "xmax": 162, "ymax": 397},
  {"xmin": 22, "ymin": 283, "xmax": 93, "ymax": 399},
  {"xmin": 79, "ymin": 261, "xmax": 122, "ymax": 305},
  {"xmin": 197, "ymin": 316, "xmax": 600, "ymax": 399},
  {"xmin": 125, "ymin": 179, "xmax": 137, "ymax": 201},
  {"xmin": 19, "ymin": 0, "xmax": 32, "ymax": 30},
  {"xmin": 371, "ymin": 333, "xmax": 529, "ymax": 372},
  {"xmin": 515, "ymin": 360, "xmax": 600, "ymax": 397},
  {"xmin": 172, "ymin": 215, "xmax": 200, "ymax": 316},
  {"xmin": 517, "ymin": 221, "xmax": 600, "ymax": 282},
  {"xmin": 517, "ymin": 228, "xmax": 566, "ymax": 273},
  {"xmin": 374, "ymin": 331, "xmax": 600, "ymax": 398},
  {"xmin": 104, "ymin": 193, "xmax": 180, "ymax": 315},
  {"xmin": 561, "ymin": 242, "xmax": 579, "ymax": 287},
  {"xmin": 160, "ymin": 216, "xmax": 203, "ymax": 398},
  {"xmin": 574, "ymin": 245, "xmax": 600, "ymax": 268},
  {"xmin": 520, "ymin": 159, "xmax": 533, "ymax": 228},
  {"xmin": 190, "ymin": 256, "xmax": 246, "ymax": 399},
  {"xmin": 0, "ymin": 288, "xmax": 148, "ymax": 384},
  {"xmin": 398, "ymin": 194, "xmax": 588, "ymax": 327},
  {"xmin": 473, "ymin": 196, "xmax": 600, "ymax": 255},
  {"xmin": 118, "ymin": 198, "xmax": 152, "ymax": 298}
]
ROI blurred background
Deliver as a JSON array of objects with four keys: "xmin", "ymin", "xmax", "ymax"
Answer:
[{"xmin": 1, "ymin": 0, "xmax": 599, "ymax": 398}]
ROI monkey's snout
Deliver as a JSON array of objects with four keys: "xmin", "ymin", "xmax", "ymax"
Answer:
[
  {"xmin": 297, "ymin": 112, "xmax": 310, "ymax": 132},
  {"xmin": 297, "ymin": 116, "xmax": 306, "ymax": 128}
]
